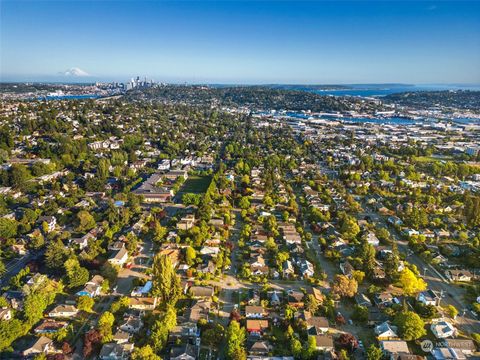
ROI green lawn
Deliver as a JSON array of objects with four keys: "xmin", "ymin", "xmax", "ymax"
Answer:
[
  {"xmin": 412, "ymin": 155, "xmax": 453, "ymax": 163},
  {"xmin": 178, "ymin": 175, "xmax": 212, "ymax": 194}
]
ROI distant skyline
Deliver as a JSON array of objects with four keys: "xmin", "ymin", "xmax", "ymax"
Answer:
[{"xmin": 1, "ymin": 1, "xmax": 480, "ymax": 84}]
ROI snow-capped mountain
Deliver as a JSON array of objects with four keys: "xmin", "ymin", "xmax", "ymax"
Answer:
[{"xmin": 61, "ymin": 67, "xmax": 90, "ymax": 77}]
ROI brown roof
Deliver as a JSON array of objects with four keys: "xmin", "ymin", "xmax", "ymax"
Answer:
[
  {"xmin": 307, "ymin": 316, "xmax": 329, "ymax": 329},
  {"xmin": 245, "ymin": 305, "xmax": 265, "ymax": 314},
  {"xmin": 314, "ymin": 335, "xmax": 334, "ymax": 348},
  {"xmin": 246, "ymin": 319, "xmax": 269, "ymax": 330}
]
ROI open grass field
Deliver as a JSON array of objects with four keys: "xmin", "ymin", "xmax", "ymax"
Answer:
[
  {"xmin": 179, "ymin": 175, "xmax": 212, "ymax": 194},
  {"xmin": 412, "ymin": 155, "xmax": 454, "ymax": 163}
]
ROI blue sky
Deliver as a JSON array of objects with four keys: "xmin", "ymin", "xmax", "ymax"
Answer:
[{"xmin": 1, "ymin": 1, "xmax": 479, "ymax": 84}]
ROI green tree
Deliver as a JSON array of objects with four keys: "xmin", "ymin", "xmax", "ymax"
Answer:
[
  {"xmin": 303, "ymin": 335, "xmax": 317, "ymax": 360},
  {"xmin": 185, "ymin": 246, "xmax": 196, "ymax": 266},
  {"xmin": 65, "ymin": 257, "xmax": 89, "ymax": 288},
  {"xmin": 290, "ymin": 337, "xmax": 302, "ymax": 358},
  {"xmin": 226, "ymin": 320, "xmax": 246, "ymax": 360},
  {"xmin": 77, "ymin": 295, "xmax": 95, "ymax": 313},
  {"xmin": 76, "ymin": 210, "xmax": 96, "ymax": 232},
  {"xmin": 153, "ymin": 221, "xmax": 168, "ymax": 243},
  {"xmin": 151, "ymin": 305, "xmax": 177, "ymax": 352},
  {"xmin": 394, "ymin": 311, "xmax": 426, "ymax": 341},
  {"xmin": 305, "ymin": 294, "xmax": 320, "ymax": 314},
  {"xmin": 0, "ymin": 218, "xmax": 18, "ymax": 239},
  {"xmin": 351, "ymin": 305, "xmax": 368, "ymax": 323},
  {"xmin": 398, "ymin": 268, "xmax": 426, "ymax": 296},
  {"xmin": 444, "ymin": 305, "xmax": 458, "ymax": 319},
  {"xmin": 0, "ymin": 319, "xmax": 24, "ymax": 351},
  {"xmin": 239, "ymin": 196, "xmax": 250, "ymax": 210},
  {"xmin": 131, "ymin": 345, "xmax": 161, "ymax": 360},
  {"xmin": 340, "ymin": 215, "xmax": 360, "ymax": 240},
  {"xmin": 152, "ymin": 254, "xmax": 181, "ymax": 306},
  {"xmin": 45, "ymin": 240, "xmax": 71, "ymax": 272},
  {"xmin": 98, "ymin": 311, "xmax": 115, "ymax": 343},
  {"xmin": 366, "ymin": 344, "xmax": 383, "ymax": 360},
  {"xmin": 202, "ymin": 323, "xmax": 225, "ymax": 348},
  {"xmin": 331, "ymin": 275, "xmax": 358, "ymax": 299}
]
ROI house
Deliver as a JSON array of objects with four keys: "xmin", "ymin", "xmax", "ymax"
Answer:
[
  {"xmin": 164, "ymin": 170, "xmax": 188, "ymax": 181},
  {"xmin": 72, "ymin": 230, "xmax": 97, "ymax": 250},
  {"xmin": 169, "ymin": 322, "xmax": 199, "ymax": 343},
  {"xmin": 445, "ymin": 339, "xmax": 477, "ymax": 355},
  {"xmin": 77, "ymin": 275, "xmax": 104, "ymax": 297},
  {"xmin": 245, "ymin": 306, "xmax": 266, "ymax": 319},
  {"xmin": 287, "ymin": 291, "xmax": 305, "ymax": 308},
  {"xmin": 373, "ymin": 266, "xmax": 387, "ymax": 280},
  {"xmin": 305, "ymin": 315, "xmax": 329, "ymax": 335},
  {"xmin": 128, "ymin": 297, "xmax": 157, "ymax": 311},
  {"xmin": 368, "ymin": 309, "xmax": 389, "ymax": 326},
  {"xmin": 282, "ymin": 260, "xmax": 295, "ymax": 278},
  {"xmin": 445, "ymin": 269, "xmax": 474, "ymax": 282},
  {"xmin": 355, "ymin": 293, "xmax": 372, "ymax": 307},
  {"xmin": 158, "ymin": 159, "xmax": 171, "ymax": 171},
  {"xmin": 120, "ymin": 315, "xmax": 143, "ymax": 334},
  {"xmin": 431, "ymin": 347, "xmax": 465, "ymax": 360},
  {"xmin": 200, "ymin": 246, "xmax": 220, "ymax": 257},
  {"xmin": 306, "ymin": 287, "xmax": 324, "ymax": 304},
  {"xmin": 247, "ymin": 289, "xmax": 260, "ymax": 305},
  {"xmin": 113, "ymin": 330, "xmax": 131, "ymax": 344},
  {"xmin": 313, "ymin": 335, "xmax": 334, "ymax": 352},
  {"xmin": 177, "ymin": 214, "xmax": 196, "ymax": 231},
  {"xmin": 417, "ymin": 290, "xmax": 441, "ymax": 306},
  {"xmin": 249, "ymin": 341, "xmax": 270, "ymax": 356},
  {"xmin": 22, "ymin": 336, "xmax": 56, "ymax": 357},
  {"xmin": 431, "ymin": 319, "xmax": 456, "ymax": 339},
  {"xmin": 186, "ymin": 300, "xmax": 211, "ymax": 322},
  {"xmin": 188, "ymin": 286, "xmax": 214, "ymax": 299},
  {"xmin": 269, "ymin": 291, "xmax": 281, "ymax": 306},
  {"xmin": 34, "ymin": 320, "xmax": 68, "ymax": 334},
  {"xmin": 131, "ymin": 281, "xmax": 153, "ymax": 297},
  {"xmin": 299, "ymin": 259, "xmax": 315, "ymax": 278},
  {"xmin": 99, "ymin": 342, "xmax": 132, "ymax": 360},
  {"xmin": 108, "ymin": 247, "xmax": 129, "ymax": 267},
  {"xmin": 365, "ymin": 232, "xmax": 380, "ymax": 246},
  {"xmin": 246, "ymin": 319, "xmax": 269, "ymax": 336},
  {"xmin": 48, "ymin": 304, "xmax": 78, "ymax": 318},
  {"xmin": 170, "ymin": 343, "xmax": 197, "ymax": 360},
  {"xmin": 159, "ymin": 247, "xmax": 181, "ymax": 267},
  {"xmin": 38, "ymin": 216, "xmax": 56, "ymax": 232},
  {"xmin": 0, "ymin": 308, "xmax": 12, "ymax": 321},
  {"xmin": 374, "ymin": 291, "xmax": 396, "ymax": 308},
  {"xmin": 133, "ymin": 173, "xmax": 173, "ymax": 203},
  {"xmin": 380, "ymin": 340, "xmax": 410, "ymax": 358},
  {"xmin": 197, "ymin": 260, "xmax": 216, "ymax": 274},
  {"xmin": 375, "ymin": 321, "xmax": 399, "ymax": 340},
  {"xmin": 340, "ymin": 261, "xmax": 354, "ymax": 277}
]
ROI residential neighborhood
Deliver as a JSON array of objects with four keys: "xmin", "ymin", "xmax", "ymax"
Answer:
[{"xmin": 0, "ymin": 85, "xmax": 479, "ymax": 360}]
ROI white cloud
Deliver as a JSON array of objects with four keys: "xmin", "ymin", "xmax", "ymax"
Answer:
[{"xmin": 61, "ymin": 67, "xmax": 90, "ymax": 77}]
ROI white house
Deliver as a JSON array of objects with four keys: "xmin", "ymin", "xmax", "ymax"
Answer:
[
  {"xmin": 299, "ymin": 259, "xmax": 315, "ymax": 278},
  {"xmin": 108, "ymin": 247, "xmax": 129, "ymax": 267},
  {"xmin": 245, "ymin": 305, "xmax": 266, "ymax": 319},
  {"xmin": 417, "ymin": 290, "xmax": 441, "ymax": 306},
  {"xmin": 76, "ymin": 275, "xmax": 104, "ymax": 297},
  {"xmin": 431, "ymin": 319, "xmax": 456, "ymax": 339},
  {"xmin": 375, "ymin": 321, "xmax": 398, "ymax": 340},
  {"xmin": 48, "ymin": 305, "xmax": 79, "ymax": 318}
]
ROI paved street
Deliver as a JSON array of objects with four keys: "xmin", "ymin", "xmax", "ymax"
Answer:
[{"xmin": 358, "ymin": 206, "xmax": 480, "ymax": 334}]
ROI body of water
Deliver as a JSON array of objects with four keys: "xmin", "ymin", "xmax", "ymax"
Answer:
[{"xmin": 305, "ymin": 84, "xmax": 480, "ymax": 97}]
